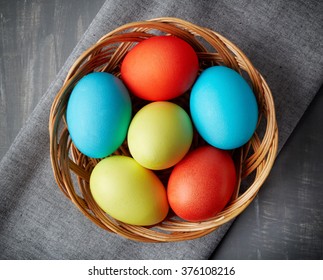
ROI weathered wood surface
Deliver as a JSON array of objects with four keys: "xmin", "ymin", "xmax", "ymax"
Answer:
[
  {"xmin": 1, "ymin": 0, "xmax": 322, "ymax": 260},
  {"xmin": 211, "ymin": 87, "xmax": 323, "ymax": 259},
  {"xmin": 0, "ymin": 0, "xmax": 105, "ymax": 159}
]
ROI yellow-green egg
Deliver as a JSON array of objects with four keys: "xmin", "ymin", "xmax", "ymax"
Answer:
[
  {"xmin": 90, "ymin": 155, "xmax": 169, "ymax": 226},
  {"xmin": 127, "ymin": 101, "xmax": 193, "ymax": 170}
]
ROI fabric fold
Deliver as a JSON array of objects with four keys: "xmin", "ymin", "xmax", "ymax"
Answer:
[{"xmin": 1, "ymin": 0, "xmax": 323, "ymax": 259}]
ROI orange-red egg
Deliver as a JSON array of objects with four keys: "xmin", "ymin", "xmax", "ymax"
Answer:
[
  {"xmin": 167, "ymin": 145, "xmax": 236, "ymax": 222},
  {"xmin": 121, "ymin": 36, "xmax": 199, "ymax": 101}
]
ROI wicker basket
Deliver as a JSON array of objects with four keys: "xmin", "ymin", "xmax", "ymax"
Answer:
[{"xmin": 49, "ymin": 17, "xmax": 278, "ymax": 242}]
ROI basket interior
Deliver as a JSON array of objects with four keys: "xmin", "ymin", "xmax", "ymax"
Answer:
[{"xmin": 49, "ymin": 17, "xmax": 278, "ymax": 242}]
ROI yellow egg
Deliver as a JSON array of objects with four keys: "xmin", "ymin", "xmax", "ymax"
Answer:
[
  {"xmin": 90, "ymin": 155, "xmax": 169, "ymax": 226},
  {"xmin": 127, "ymin": 101, "xmax": 193, "ymax": 170}
]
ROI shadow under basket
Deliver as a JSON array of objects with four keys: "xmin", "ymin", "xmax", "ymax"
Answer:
[{"xmin": 49, "ymin": 17, "xmax": 278, "ymax": 242}]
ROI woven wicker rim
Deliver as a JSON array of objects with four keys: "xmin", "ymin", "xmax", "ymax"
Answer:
[{"xmin": 49, "ymin": 17, "xmax": 278, "ymax": 242}]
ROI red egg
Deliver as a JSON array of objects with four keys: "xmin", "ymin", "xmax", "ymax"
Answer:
[
  {"xmin": 167, "ymin": 145, "xmax": 236, "ymax": 222},
  {"xmin": 121, "ymin": 36, "xmax": 199, "ymax": 101}
]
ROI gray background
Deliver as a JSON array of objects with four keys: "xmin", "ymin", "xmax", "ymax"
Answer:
[
  {"xmin": 0, "ymin": 0, "xmax": 105, "ymax": 159},
  {"xmin": 1, "ymin": 0, "xmax": 322, "ymax": 259}
]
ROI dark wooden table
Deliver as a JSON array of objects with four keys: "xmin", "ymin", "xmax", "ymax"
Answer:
[
  {"xmin": 211, "ymin": 86, "xmax": 323, "ymax": 259},
  {"xmin": 0, "ymin": 0, "xmax": 105, "ymax": 159},
  {"xmin": 1, "ymin": 0, "xmax": 322, "ymax": 259}
]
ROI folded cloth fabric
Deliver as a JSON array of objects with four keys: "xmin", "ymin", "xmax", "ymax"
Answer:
[{"xmin": 0, "ymin": 0, "xmax": 322, "ymax": 259}]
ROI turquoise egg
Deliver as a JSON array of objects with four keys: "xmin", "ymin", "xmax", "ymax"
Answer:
[
  {"xmin": 66, "ymin": 72, "xmax": 132, "ymax": 158},
  {"xmin": 190, "ymin": 66, "xmax": 258, "ymax": 150}
]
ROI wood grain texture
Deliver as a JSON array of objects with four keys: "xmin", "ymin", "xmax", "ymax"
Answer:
[
  {"xmin": 1, "ymin": 0, "xmax": 322, "ymax": 259},
  {"xmin": 211, "ymin": 86, "xmax": 323, "ymax": 259},
  {"xmin": 0, "ymin": 0, "xmax": 105, "ymax": 159}
]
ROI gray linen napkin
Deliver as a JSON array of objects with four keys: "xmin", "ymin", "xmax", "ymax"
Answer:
[{"xmin": 0, "ymin": 0, "xmax": 322, "ymax": 259}]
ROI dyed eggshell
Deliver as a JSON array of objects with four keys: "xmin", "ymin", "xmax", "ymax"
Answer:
[
  {"xmin": 90, "ymin": 155, "xmax": 169, "ymax": 226},
  {"xmin": 190, "ymin": 66, "xmax": 258, "ymax": 150},
  {"xmin": 66, "ymin": 72, "xmax": 132, "ymax": 158},
  {"xmin": 121, "ymin": 36, "xmax": 199, "ymax": 101},
  {"xmin": 167, "ymin": 145, "xmax": 236, "ymax": 222},
  {"xmin": 127, "ymin": 102, "xmax": 193, "ymax": 170}
]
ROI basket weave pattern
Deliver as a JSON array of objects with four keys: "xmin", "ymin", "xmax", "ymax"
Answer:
[{"xmin": 49, "ymin": 17, "xmax": 278, "ymax": 242}]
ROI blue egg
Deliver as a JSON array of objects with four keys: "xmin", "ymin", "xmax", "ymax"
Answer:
[
  {"xmin": 66, "ymin": 72, "xmax": 132, "ymax": 158},
  {"xmin": 190, "ymin": 66, "xmax": 258, "ymax": 150}
]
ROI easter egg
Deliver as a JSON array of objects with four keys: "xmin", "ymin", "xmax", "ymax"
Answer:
[
  {"xmin": 121, "ymin": 36, "xmax": 199, "ymax": 101},
  {"xmin": 127, "ymin": 101, "xmax": 193, "ymax": 170},
  {"xmin": 66, "ymin": 72, "xmax": 132, "ymax": 158},
  {"xmin": 167, "ymin": 145, "xmax": 236, "ymax": 222},
  {"xmin": 190, "ymin": 66, "xmax": 258, "ymax": 150},
  {"xmin": 90, "ymin": 155, "xmax": 169, "ymax": 226}
]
